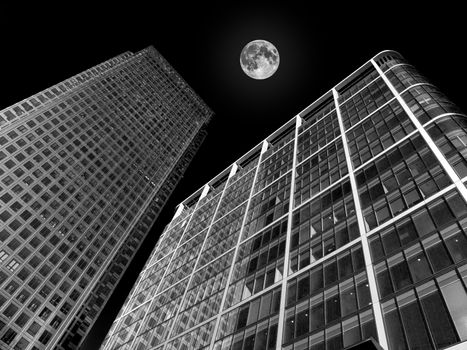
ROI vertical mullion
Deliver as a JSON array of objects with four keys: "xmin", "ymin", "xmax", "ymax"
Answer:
[
  {"xmin": 122, "ymin": 191, "xmax": 204, "ymax": 350},
  {"xmin": 275, "ymin": 115, "xmax": 301, "ymax": 350},
  {"xmin": 208, "ymin": 141, "xmax": 268, "ymax": 349},
  {"xmin": 332, "ymin": 88, "xmax": 389, "ymax": 349},
  {"xmin": 159, "ymin": 171, "xmax": 231, "ymax": 348}
]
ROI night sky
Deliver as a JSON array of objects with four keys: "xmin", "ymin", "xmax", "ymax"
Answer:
[{"xmin": 1, "ymin": 3, "xmax": 466, "ymax": 349}]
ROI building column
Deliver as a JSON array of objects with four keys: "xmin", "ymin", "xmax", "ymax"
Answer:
[
  {"xmin": 276, "ymin": 115, "xmax": 302, "ymax": 350},
  {"xmin": 333, "ymin": 88, "xmax": 389, "ymax": 350}
]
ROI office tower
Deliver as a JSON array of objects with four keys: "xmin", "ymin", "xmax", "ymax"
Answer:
[
  {"xmin": 101, "ymin": 49, "xmax": 467, "ymax": 350},
  {"xmin": 0, "ymin": 46, "xmax": 213, "ymax": 350}
]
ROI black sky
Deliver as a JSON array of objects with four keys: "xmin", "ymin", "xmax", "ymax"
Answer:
[{"xmin": 1, "ymin": 3, "xmax": 467, "ymax": 349}]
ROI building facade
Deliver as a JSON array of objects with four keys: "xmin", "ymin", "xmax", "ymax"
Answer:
[
  {"xmin": 0, "ymin": 46, "xmax": 213, "ymax": 350},
  {"xmin": 101, "ymin": 50, "xmax": 467, "ymax": 350}
]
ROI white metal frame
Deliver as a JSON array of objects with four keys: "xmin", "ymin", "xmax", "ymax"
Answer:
[
  {"xmin": 275, "ymin": 115, "xmax": 302, "ymax": 349},
  {"xmin": 104, "ymin": 51, "xmax": 467, "ymax": 350},
  {"xmin": 333, "ymin": 88, "xmax": 389, "ymax": 349}
]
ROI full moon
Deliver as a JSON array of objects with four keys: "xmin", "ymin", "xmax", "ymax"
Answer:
[{"xmin": 240, "ymin": 40, "xmax": 279, "ymax": 80}]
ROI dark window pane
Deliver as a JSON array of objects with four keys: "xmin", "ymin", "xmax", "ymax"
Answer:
[
  {"xmin": 419, "ymin": 288, "xmax": 459, "ymax": 348},
  {"xmin": 340, "ymin": 285, "xmax": 357, "ymax": 317},
  {"xmin": 232, "ymin": 335, "xmax": 243, "ymax": 349},
  {"xmin": 254, "ymin": 275, "xmax": 264, "ymax": 293},
  {"xmin": 258, "ymin": 251, "xmax": 268, "ymax": 268},
  {"xmin": 310, "ymin": 302, "xmax": 324, "ymax": 331},
  {"xmin": 248, "ymin": 257, "xmax": 258, "ymax": 274},
  {"xmin": 361, "ymin": 319, "xmax": 378, "ymax": 341},
  {"xmin": 247, "ymin": 299, "xmax": 260, "ymax": 325},
  {"xmin": 343, "ymin": 317, "xmax": 360, "ymax": 348},
  {"xmin": 377, "ymin": 268, "xmax": 393, "ymax": 298},
  {"xmin": 399, "ymin": 298, "xmax": 434, "ymax": 349},
  {"xmin": 446, "ymin": 193, "xmax": 467, "ymax": 218},
  {"xmin": 404, "ymin": 188, "xmax": 422, "ymax": 206},
  {"xmin": 357, "ymin": 281, "xmax": 372, "ymax": 308},
  {"xmin": 252, "ymin": 237, "xmax": 261, "ymax": 252},
  {"xmin": 444, "ymin": 231, "xmax": 467, "ymax": 263},
  {"xmin": 324, "ymin": 260, "xmax": 338, "ymax": 287},
  {"xmin": 352, "ymin": 246, "xmax": 365, "ymax": 272},
  {"xmin": 425, "ymin": 240, "xmax": 452, "ymax": 272},
  {"xmin": 290, "ymin": 256, "xmax": 298, "ymax": 273},
  {"xmin": 349, "ymin": 222, "xmax": 360, "ymax": 241},
  {"xmin": 389, "ymin": 260, "xmax": 412, "ymax": 291},
  {"xmin": 407, "ymin": 252, "xmax": 432, "ymax": 282},
  {"xmin": 338, "ymin": 253, "xmax": 353, "ymax": 279},
  {"xmin": 297, "ymin": 275, "xmax": 310, "ymax": 300},
  {"xmin": 326, "ymin": 332, "xmax": 343, "ymax": 350},
  {"xmin": 296, "ymin": 309, "xmax": 310, "ymax": 337},
  {"xmin": 325, "ymin": 292, "xmax": 340, "ymax": 323},
  {"xmin": 259, "ymin": 292, "xmax": 272, "ymax": 319},
  {"xmin": 271, "ymin": 290, "xmax": 281, "ymax": 313},
  {"xmin": 287, "ymin": 282, "xmax": 296, "ymax": 306},
  {"xmin": 396, "ymin": 169, "xmax": 412, "ymax": 186},
  {"xmin": 267, "ymin": 323, "xmax": 277, "ymax": 350},
  {"xmin": 429, "ymin": 201, "xmax": 454, "ymax": 229},
  {"xmin": 299, "ymin": 251, "xmax": 310, "ymax": 269},
  {"xmin": 420, "ymin": 179, "xmax": 438, "ymax": 197},
  {"xmin": 390, "ymin": 197, "xmax": 406, "ymax": 216},
  {"xmin": 310, "ymin": 336, "xmax": 325, "ymax": 350},
  {"xmin": 383, "ymin": 176, "xmax": 398, "ymax": 192},
  {"xmin": 369, "ymin": 183, "xmax": 385, "ymax": 201},
  {"xmin": 413, "ymin": 209, "xmax": 435, "ymax": 237},
  {"xmin": 384, "ymin": 308, "xmax": 407, "ymax": 350},
  {"xmin": 244, "ymin": 333, "xmax": 255, "ymax": 350},
  {"xmin": 254, "ymin": 327, "xmax": 268, "ymax": 350},
  {"xmin": 284, "ymin": 316, "xmax": 294, "ymax": 343},
  {"xmin": 232, "ymin": 334, "xmax": 243, "ymax": 350},
  {"xmin": 364, "ymin": 212, "xmax": 377, "ymax": 230},
  {"xmin": 397, "ymin": 220, "xmax": 418, "ymax": 245},
  {"xmin": 268, "ymin": 245, "xmax": 278, "ymax": 262},
  {"xmin": 381, "ymin": 229, "xmax": 400, "ymax": 255},
  {"xmin": 237, "ymin": 305, "xmax": 249, "ymax": 330},
  {"xmin": 323, "ymin": 236, "xmax": 335, "ymax": 255},
  {"xmin": 370, "ymin": 236, "xmax": 384, "ymax": 260},
  {"xmin": 265, "ymin": 270, "xmax": 275, "ymax": 288},
  {"xmin": 310, "ymin": 267, "xmax": 323, "ymax": 293},
  {"xmin": 376, "ymin": 205, "xmax": 391, "ymax": 223},
  {"xmin": 291, "ymin": 232, "xmax": 299, "ymax": 249},
  {"xmin": 335, "ymin": 227, "xmax": 350, "ymax": 248}
]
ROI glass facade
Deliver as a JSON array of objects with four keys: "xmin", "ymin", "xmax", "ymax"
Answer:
[
  {"xmin": 0, "ymin": 46, "xmax": 213, "ymax": 350},
  {"xmin": 101, "ymin": 50, "xmax": 467, "ymax": 350}
]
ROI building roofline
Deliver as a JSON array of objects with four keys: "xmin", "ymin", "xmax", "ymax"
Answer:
[
  {"xmin": 373, "ymin": 49, "xmax": 402, "ymax": 61},
  {"xmin": 176, "ymin": 50, "xmax": 405, "ymax": 208}
]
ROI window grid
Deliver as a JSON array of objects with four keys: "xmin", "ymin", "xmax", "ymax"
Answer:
[
  {"xmin": 294, "ymin": 139, "xmax": 348, "ymax": 206},
  {"xmin": 296, "ymin": 111, "xmax": 341, "ymax": 164},
  {"xmin": 339, "ymin": 77, "xmax": 394, "ymax": 130},
  {"xmin": 346, "ymin": 99, "xmax": 417, "ymax": 168},
  {"xmin": 106, "ymin": 192, "xmax": 204, "ymax": 350},
  {"xmin": 242, "ymin": 174, "xmax": 291, "ymax": 241},
  {"xmin": 355, "ymin": 133, "xmax": 452, "ymax": 231},
  {"xmin": 0, "ymin": 46, "xmax": 213, "ymax": 350},
  {"xmin": 102, "ymin": 52, "xmax": 467, "ymax": 350}
]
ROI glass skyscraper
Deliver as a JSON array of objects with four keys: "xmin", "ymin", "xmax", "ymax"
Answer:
[
  {"xmin": 101, "ymin": 50, "xmax": 467, "ymax": 350},
  {"xmin": 0, "ymin": 46, "xmax": 213, "ymax": 350}
]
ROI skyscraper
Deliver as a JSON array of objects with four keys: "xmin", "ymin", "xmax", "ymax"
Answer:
[
  {"xmin": 101, "ymin": 50, "xmax": 467, "ymax": 350},
  {"xmin": 0, "ymin": 46, "xmax": 213, "ymax": 350}
]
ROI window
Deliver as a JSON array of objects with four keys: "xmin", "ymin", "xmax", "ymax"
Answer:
[
  {"xmin": 418, "ymin": 281, "xmax": 459, "ymax": 347},
  {"xmin": 438, "ymin": 271, "xmax": 467, "ymax": 341}
]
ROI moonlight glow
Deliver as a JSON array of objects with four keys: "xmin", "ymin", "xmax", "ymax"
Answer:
[{"xmin": 240, "ymin": 40, "xmax": 279, "ymax": 80}]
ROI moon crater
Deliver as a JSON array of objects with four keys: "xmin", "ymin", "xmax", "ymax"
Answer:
[{"xmin": 240, "ymin": 40, "xmax": 279, "ymax": 80}]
